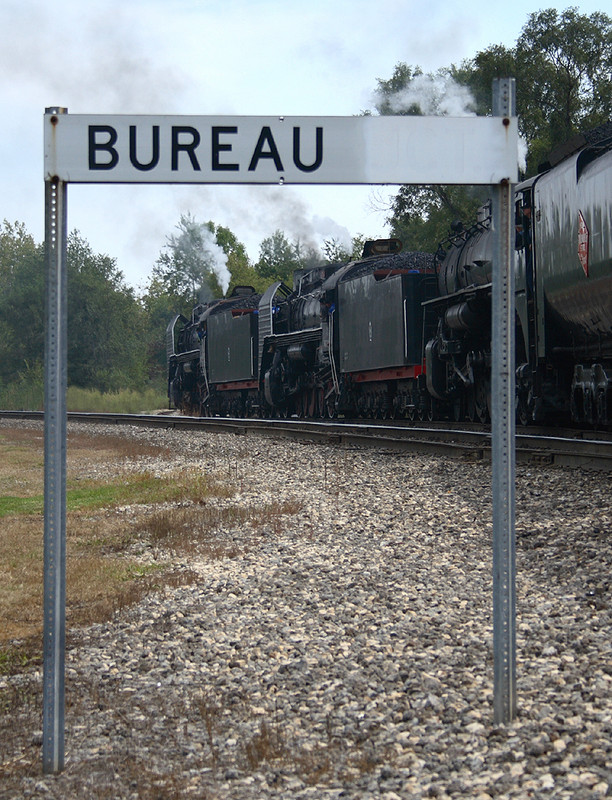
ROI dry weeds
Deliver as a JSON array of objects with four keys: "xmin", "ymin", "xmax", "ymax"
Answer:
[{"xmin": 0, "ymin": 424, "xmax": 300, "ymax": 678}]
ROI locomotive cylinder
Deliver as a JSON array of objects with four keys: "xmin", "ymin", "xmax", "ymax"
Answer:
[
  {"xmin": 287, "ymin": 343, "xmax": 313, "ymax": 362},
  {"xmin": 444, "ymin": 302, "xmax": 481, "ymax": 331}
]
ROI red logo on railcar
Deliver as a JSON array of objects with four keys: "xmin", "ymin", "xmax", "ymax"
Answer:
[{"xmin": 578, "ymin": 210, "xmax": 589, "ymax": 277}]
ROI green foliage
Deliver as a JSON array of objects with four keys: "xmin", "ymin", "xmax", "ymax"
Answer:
[
  {"xmin": 66, "ymin": 232, "xmax": 148, "ymax": 392},
  {"xmin": 0, "ymin": 222, "xmax": 45, "ymax": 390},
  {"xmin": 375, "ymin": 7, "xmax": 612, "ymax": 246},
  {"xmin": 459, "ymin": 7, "xmax": 612, "ymax": 174},
  {"xmin": 388, "ymin": 186, "xmax": 487, "ymax": 252},
  {"xmin": 323, "ymin": 235, "xmax": 369, "ymax": 262},
  {"xmin": 208, "ymin": 222, "xmax": 270, "ymax": 294},
  {"xmin": 0, "ymin": 363, "xmax": 44, "ymax": 411},
  {"xmin": 150, "ymin": 213, "xmax": 228, "ymax": 304},
  {"xmin": 255, "ymin": 230, "xmax": 321, "ymax": 284},
  {"xmin": 371, "ymin": 68, "xmax": 485, "ymax": 250},
  {"xmin": 0, "ymin": 470, "xmax": 228, "ymax": 518},
  {"xmin": 0, "ymin": 221, "xmax": 153, "ymax": 405}
]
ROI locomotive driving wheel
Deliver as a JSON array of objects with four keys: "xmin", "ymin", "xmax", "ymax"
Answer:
[
  {"xmin": 466, "ymin": 388, "xmax": 477, "ymax": 422},
  {"xmin": 317, "ymin": 387, "xmax": 326, "ymax": 419},
  {"xmin": 324, "ymin": 385, "xmax": 337, "ymax": 419}
]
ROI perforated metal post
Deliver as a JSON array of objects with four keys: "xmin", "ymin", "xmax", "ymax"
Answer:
[
  {"xmin": 43, "ymin": 109, "xmax": 68, "ymax": 773},
  {"xmin": 491, "ymin": 79, "xmax": 517, "ymax": 724}
]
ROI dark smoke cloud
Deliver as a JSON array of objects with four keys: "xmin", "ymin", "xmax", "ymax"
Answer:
[{"xmin": 1, "ymin": 0, "xmax": 188, "ymax": 112}]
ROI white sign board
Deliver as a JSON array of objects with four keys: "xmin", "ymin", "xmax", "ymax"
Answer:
[{"xmin": 44, "ymin": 113, "xmax": 518, "ymax": 185}]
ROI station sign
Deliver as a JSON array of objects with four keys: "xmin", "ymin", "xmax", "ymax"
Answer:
[{"xmin": 44, "ymin": 113, "xmax": 518, "ymax": 186}]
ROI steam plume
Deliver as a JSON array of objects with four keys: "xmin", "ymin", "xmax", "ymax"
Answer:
[{"xmin": 379, "ymin": 74, "xmax": 477, "ymax": 117}]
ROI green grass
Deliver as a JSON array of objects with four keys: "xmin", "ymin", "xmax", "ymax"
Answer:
[
  {"xmin": 0, "ymin": 382, "xmax": 168, "ymax": 414},
  {"xmin": 66, "ymin": 386, "xmax": 168, "ymax": 413},
  {"xmin": 0, "ymin": 470, "xmax": 231, "ymax": 518}
]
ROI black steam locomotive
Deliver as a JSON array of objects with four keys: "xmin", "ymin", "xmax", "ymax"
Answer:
[
  {"xmin": 167, "ymin": 241, "xmax": 437, "ymax": 420},
  {"xmin": 427, "ymin": 121, "xmax": 612, "ymax": 426},
  {"xmin": 168, "ymin": 122, "xmax": 612, "ymax": 426}
]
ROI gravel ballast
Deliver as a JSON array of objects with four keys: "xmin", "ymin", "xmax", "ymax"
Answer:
[{"xmin": 1, "ymin": 422, "xmax": 611, "ymax": 799}]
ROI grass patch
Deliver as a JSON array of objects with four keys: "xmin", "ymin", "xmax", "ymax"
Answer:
[
  {"xmin": 0, "ymin": 470, "xmax": 232, "ymax": 518},
  {"xmin": 0, "ymin": 381, "xmax": 168, "ymax": 414},
  {"xmin": 66, "ymin": 386, "xmax": 168, "ymax": 414},
  {"xmin": 133, "ymin": 498, "xmax": 304, "ymax": 559},
  {"xmin": 0, "ymin": 423, "xmax": 302, "ymax": 679}
]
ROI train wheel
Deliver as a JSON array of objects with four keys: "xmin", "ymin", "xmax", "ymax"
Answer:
[
  {"xmin": 466, "ymin": 388, "xmax": 476, "ymax": 422},
  {"xmin": 474, "ymin": 377, "xmax": 490, "ymax": 423},
  {"xmin": 452, "ymin": 397, "xmax": 463, "ymax": 422}
]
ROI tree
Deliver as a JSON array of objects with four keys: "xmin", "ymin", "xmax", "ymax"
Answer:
[
  {"xmin": 322, "ymin": 235, "xmax": 369, "ymax": 262},
  {"xmin": 206, "ymin": 222, "xmax": 269, "ymax": 294},
  {"xmin": 66, "ymin": 232, "xmax": 147, "ymax": 392},
  {"xmin": 151, "ymin": 213, "xmax": 230, "ymax": 305},
  {"xmin": 371, "ymin": 66, "xmax": 485, "ymax": 251},
  {"xmin": 460, "ymin": 7, "xmax": 612, "ymax": 174},
  {"xmin": 0, "ymin": 221, "xmax": 45, "ymax": 389},
  {"xmin": 377, "ymin": 7, "xmax": 612, "ymax": 243},
  {"xmin": 0, "ymin": 222, "xmax": 150, "ymax": 397},
  {"xmin": 387, "ymin": 185, "xmax": 486, "ymax": 252},
  {"xmin": 255, "ymin": 230, "xmax": 308, "ymax": 284}
]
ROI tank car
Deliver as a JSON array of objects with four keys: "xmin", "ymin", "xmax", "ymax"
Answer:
[{"xmin": 425, "ymin": 121, "xmax": 612, "ymax": 426}]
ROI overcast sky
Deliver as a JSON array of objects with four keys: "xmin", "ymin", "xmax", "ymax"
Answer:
[{"xmin": 1, "ymin": 0, "xmax": 604, "ymax": 290}]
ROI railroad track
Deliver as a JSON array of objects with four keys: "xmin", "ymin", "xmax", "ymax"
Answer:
[{"xmin": 2, "ymin": 409, "xmax": 612, "ymax": 471}]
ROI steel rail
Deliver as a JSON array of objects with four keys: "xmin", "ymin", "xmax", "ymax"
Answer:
[{"xmin": 2, "ymin": 410, "xmax": 612, "ymax": 471}]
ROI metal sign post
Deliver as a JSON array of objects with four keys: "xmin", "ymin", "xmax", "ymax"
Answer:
[
  {"xmin": 491, "ymin": 79, "xmax": 517, "ymax": 724},
  {"xmin": 43, "ymin": 110, "xmax": 68, "ymax": 772},
  {"xmin": 42, "ymin": 94, "xmax": 518, "ymax": 771}
]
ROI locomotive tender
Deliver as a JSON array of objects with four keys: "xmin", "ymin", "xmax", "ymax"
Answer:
[{"xmin": 168, "ymin": 122, "xmax": 612, "ymax": 426}]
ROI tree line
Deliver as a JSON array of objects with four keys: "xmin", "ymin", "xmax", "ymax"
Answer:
[
  {"xmin": 0, "ymin": 217, "xmax": 363, "ymax": 403},
  {"xmin": 375, "ymin": 7, "xmax": 612, "ymax": 250},
  {"xmin": 1, "ymin": 7, "xmax": 610, "ymax": 404}
]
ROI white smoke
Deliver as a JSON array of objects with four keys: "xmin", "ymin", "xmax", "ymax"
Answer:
[
  {"xmin": 168, "ymin": 215, "xmax": 231, "ymax": 297},
  {"xmin": 377, "ymin": 74, "xmax": 528, "ymax": 173},
  {"xmin": 213, "ymin": 185, "xmax": 356, "ymax": 260},
  {"xmin": 518, "ymin": 135, "xmax": 528, "ymax": 174},
  {"xmin": 381, "ymin": 73, "xmax": 477, "ymax": 117}
]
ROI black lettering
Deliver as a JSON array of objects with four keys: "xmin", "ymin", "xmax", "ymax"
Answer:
[
  {"xmin": 88, "ymin": 125, "xmax": 119, "ymax": 170},
  {"xmin": 248, "ymin": 126, "xmax": 284, "ymax": 171},
  {"xmin": 129, "ymin": 125, "xmax": 160, "ymax": 171},
  {"xmin": 293, "ymin": 127, "xmax": 323, "ymax": 172},
  {"xmin": 171, "ymin": 126, "xmax": 201, "ymax": 171},
  {"xmin": 212, "ymin": 126, "xmax": 239, "ymax": 171}
]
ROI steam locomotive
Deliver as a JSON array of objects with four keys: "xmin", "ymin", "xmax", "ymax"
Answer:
[
  {"xmin": 167, "ymin": 242, "xmax": 437, "ymax": 420},
  {"xmin": 168, "ymin": 122, "xmax": 612, "ymax": 426}
]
